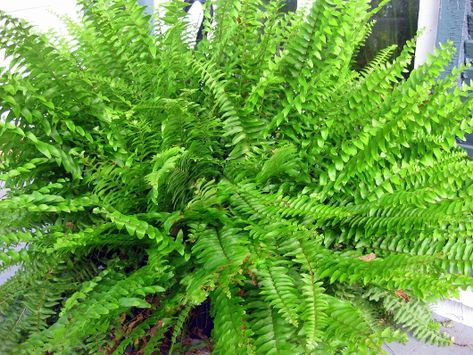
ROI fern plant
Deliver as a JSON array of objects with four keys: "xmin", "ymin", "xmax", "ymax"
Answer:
[{"xmin": 1, "ymin": 0, "xmax": 473, "ymax": 353}]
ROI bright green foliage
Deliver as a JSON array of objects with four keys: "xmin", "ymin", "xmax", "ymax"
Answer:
[{"xmin": 1, "ymin": 0, "xmax": 473, "ymax": 353}]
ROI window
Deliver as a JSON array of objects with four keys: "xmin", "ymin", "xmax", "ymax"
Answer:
[{"xmin": 357, "ymin": 0, "xmax": 420, "ymax": 69}]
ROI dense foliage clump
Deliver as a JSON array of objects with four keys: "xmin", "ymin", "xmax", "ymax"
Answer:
[{"xmin": 1, "ymin": 0, "xmax": 473, "ymax": 353}]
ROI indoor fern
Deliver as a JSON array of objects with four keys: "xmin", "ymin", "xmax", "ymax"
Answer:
[{"xmin": 1, "ymin": 0, "xmax": 473, "ymax": 353}]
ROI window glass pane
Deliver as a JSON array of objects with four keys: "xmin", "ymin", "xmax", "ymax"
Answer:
[{"xmin": 356, "ymin": 0, "xmax": 420, "ymax": 69}]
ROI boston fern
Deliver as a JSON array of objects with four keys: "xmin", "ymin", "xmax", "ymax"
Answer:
[{"xmin": 1, "ymin": 0, "xmax": 473, "ymax": 353}]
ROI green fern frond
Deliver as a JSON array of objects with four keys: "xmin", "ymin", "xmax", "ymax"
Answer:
[
  {"xmin": 299, "ymin": 273, "xmax": 328, "ymax": 350},
  {"xmin": 1, "ymin": 0, "xmax": 473, "ymax": 352},
  {"xmin": 211, "ymin": 286, "xmax": 255, "ymax": 354},
  {"xmin": 247, "ymin": 296, "xmax": 302, "ymax": 354},
  {"xmin": 382, "ymin": 292, "xmax": 453, "ymax": 346},
  {"xmin": 257, "ymin": 262, "xmax": 300, "ymax": 327}
]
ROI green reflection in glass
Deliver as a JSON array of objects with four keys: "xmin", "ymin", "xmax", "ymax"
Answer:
[{"xmin": 356, "ymin": 0, "xmax": 420, "ymax": 69}]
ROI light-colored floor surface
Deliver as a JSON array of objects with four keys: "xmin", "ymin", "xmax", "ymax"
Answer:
[{"xmin": 384, "ymin": 315, "xmax": 473, "ymax": 354}]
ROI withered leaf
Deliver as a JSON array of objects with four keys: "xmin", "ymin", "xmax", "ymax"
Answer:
[
  {"xmin": 358, "ymin": 253, "xmax": 376, "ymax": 262},
  {"xmin": 395, "ymin": 289, "xmax": 410, "ymax": 303}
]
